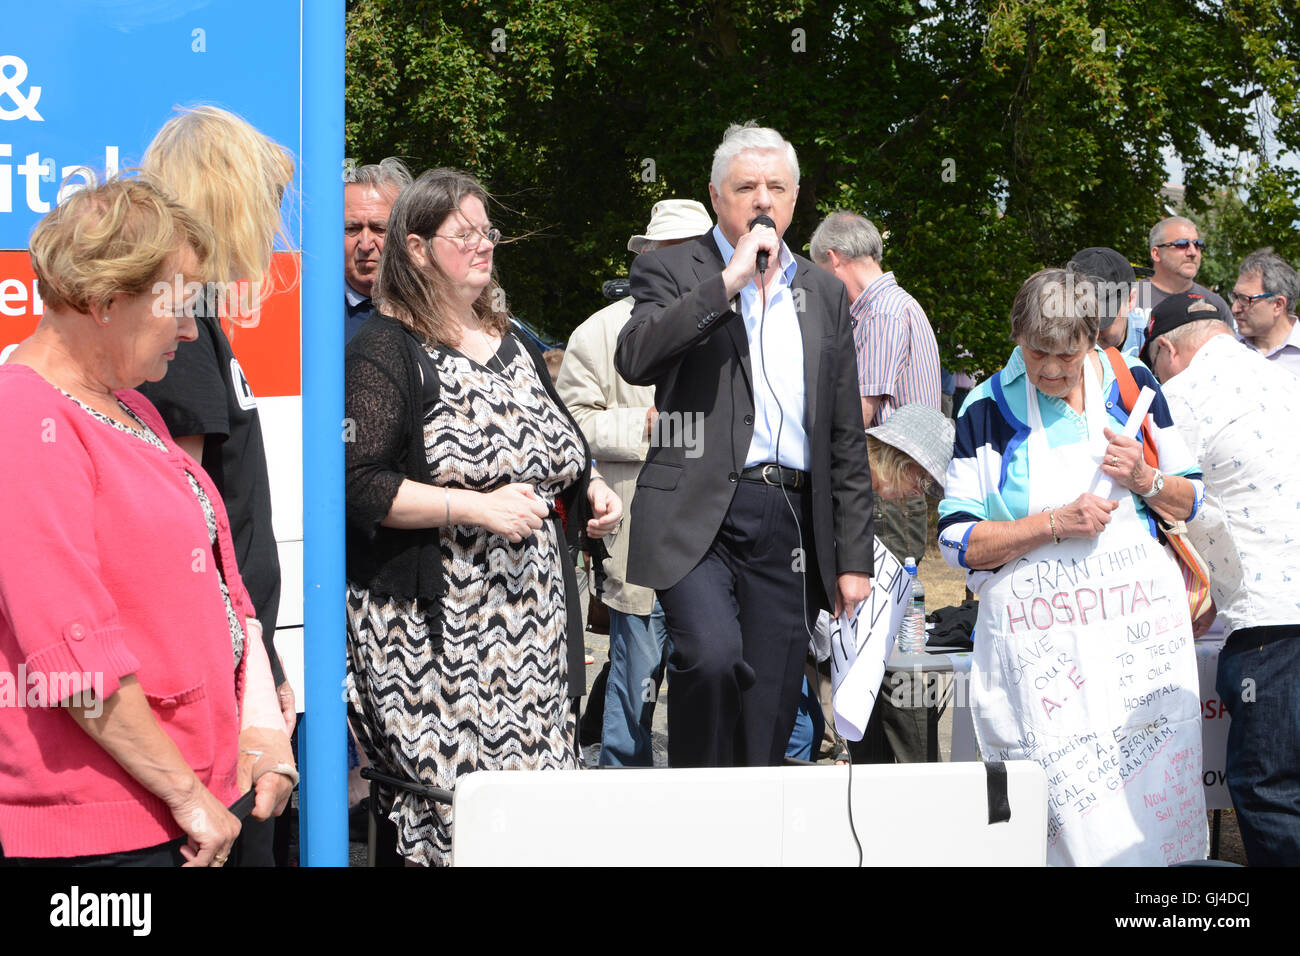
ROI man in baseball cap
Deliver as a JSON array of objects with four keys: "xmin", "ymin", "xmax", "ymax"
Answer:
[
  {"xmin": 1067, "ymin": 246, "xmax": 1138, "ymax": 350},
  {"xmin": 557, "ymin": 199, "xmax": 712, "ymax": 767},
  {"xmin": 1139, "ymin": 290, "xmax": 1230, "ymax": 373},
  {"xmin": 1147, "ymin": 287, "xmax": 1300, "ymax": 866}
]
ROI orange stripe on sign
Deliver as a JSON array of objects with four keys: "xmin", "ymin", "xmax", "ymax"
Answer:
[
  {"xmin": 0, "ymin": 249, "xmax": 302, "ymax": 398},
  {"xmin": 221, "ymin": 252, "xmax": 301, "ymax": 398}
]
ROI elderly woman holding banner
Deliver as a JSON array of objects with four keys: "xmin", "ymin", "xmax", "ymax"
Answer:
[{"xmin": 937, "ymin": 268, "xmax": 1207, "ymax": 866}]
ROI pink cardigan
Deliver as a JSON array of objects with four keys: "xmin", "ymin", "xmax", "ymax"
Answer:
[{"xmin": 0, "ymin": 365, "xmax": 252, "ymax": 858}]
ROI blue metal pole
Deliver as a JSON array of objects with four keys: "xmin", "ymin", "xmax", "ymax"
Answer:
[{"xmin": 300, "ymin": 0, "xmax": 347, "ymax": 866}]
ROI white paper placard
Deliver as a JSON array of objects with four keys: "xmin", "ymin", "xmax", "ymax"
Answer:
[{"xmin": 830, "ymin": 537, "xmax": 913, "ymax": 741}]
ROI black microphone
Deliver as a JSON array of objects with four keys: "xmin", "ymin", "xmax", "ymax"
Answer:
[{"xmin": 748, "ymin": 214, "xmax": 775, "ymax": 273}]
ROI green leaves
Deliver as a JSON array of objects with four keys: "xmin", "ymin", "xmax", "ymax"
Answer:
[{"xmin": 346, "ymin": 0, "xmax": 1300, "ymax": 367}]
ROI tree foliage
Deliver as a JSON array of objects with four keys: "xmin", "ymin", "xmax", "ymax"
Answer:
[{"xmin": 347, "ymin": 0, "xmax": 1300, "ymax": 375}]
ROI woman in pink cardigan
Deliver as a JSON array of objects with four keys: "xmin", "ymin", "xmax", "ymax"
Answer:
[{"xmin": 0, "ymin": 177, "xmax": 295, "ymax": 866}]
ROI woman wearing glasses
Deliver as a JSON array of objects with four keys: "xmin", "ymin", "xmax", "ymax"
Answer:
[{"xmin": 344, "ymin": 168, "xmax": 621, "ymax": 865}]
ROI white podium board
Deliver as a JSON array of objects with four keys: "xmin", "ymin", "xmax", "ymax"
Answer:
[{"xmin": 451, "ymin": 762, "xmax": 1047, "ymax": 866}]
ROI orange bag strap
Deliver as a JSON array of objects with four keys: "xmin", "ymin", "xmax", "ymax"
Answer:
[{"xmin": 1104, "ymin": 348, "xmax": 1159, "ymax": 469}]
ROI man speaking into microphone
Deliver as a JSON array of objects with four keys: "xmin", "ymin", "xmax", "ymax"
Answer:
[{"xmin": 616, "ymin": 122, "xmax": 875, "ymax": 767}]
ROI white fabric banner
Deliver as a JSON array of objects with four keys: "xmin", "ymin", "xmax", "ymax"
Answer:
[
  {"xmin": 829, "ymin": 537, "xmax": 912, "ymax": 741},
  {"xmin": 971, "ymin": 368, "xmax": 1206, "ymax": 866}
]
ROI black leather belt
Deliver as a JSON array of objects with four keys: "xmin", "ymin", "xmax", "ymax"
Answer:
[{"xmin": 738, "ymin": 463, "xmax": 809, "ymax": 490}]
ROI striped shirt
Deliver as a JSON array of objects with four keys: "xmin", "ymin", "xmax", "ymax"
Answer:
[
  {"xmin": 937, "ymin": 346, "xmax": 1204, "ymax": 594},
  {"xmin": 851, "ymin": 272, "xmax": 941, "ymax": 426}
]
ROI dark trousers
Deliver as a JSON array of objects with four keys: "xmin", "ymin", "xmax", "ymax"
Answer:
[
  {"xmin": 1215, "ymin": 624, "xmax": 1300, "ymax": 867},
  {"xmin": 871, "ymin": 492, "xmax": 933, "ymax": 762},
  {"xmin": 3, "ymin": 827, "xmax": 276, "ymax": 867},
  {"xmin": 657, "ymin": 480, "xmax": 819, "ymax": 768},
  {"xmin": 1, "ymin": 836, "xmax": 188, "ymax": 867}
]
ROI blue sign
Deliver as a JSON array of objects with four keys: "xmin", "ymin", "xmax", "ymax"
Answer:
[{"xmin": 0, "ymin": 0, "xmax": 300, "ymax": 249}]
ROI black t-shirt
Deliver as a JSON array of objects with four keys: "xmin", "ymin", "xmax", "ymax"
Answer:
[{"xmin": 137, "ymin": 311, "xmax": 284, "ymax": 685}]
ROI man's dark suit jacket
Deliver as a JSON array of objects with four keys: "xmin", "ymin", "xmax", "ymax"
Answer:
[{"xmin": 614, "ymin": 233, "xmax": 875, "ymax": 609}]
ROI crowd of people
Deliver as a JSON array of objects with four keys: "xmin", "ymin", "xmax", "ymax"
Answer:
[{"xmin": 1, "ymin": 110, "xmax": 1296, "ymax": 867}]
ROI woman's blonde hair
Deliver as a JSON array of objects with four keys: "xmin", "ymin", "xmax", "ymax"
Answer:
[
  {"xmin": 374, "ymin": 167, "xmax": 509, "ymax": 346},
  {"xmin": 142, "ymin": 105, "xmax": 294, "ymax": 320},
  {"xmin": 867, "ymin": 433, "xmax": 926, "ymax": 499},
  {"xmin": 29, "ymin": 175, "xmax": 212, "ymax": 314}
]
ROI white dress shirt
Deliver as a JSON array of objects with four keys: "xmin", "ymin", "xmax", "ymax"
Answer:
[{"xmin": 710, "ymin": 225, "xmax": 809, "ymax": 471}]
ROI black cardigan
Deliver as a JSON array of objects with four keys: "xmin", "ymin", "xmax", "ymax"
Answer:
[{"xmin": 344, "ymin": 312, "xmax": 592, "ymax": 696}]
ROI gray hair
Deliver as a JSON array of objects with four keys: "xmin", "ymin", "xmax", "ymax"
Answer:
[
  {"xmin": 1010, "ymin": 268, "xmax": 1101, "ymax": 352},
  {"xmin": 809, "ymin": 210, "xmax": 883, "ymax": 265},
  {"xmin": 346, "ymin": 157, "xmax": 413, "ymax": 197},
  {"xmin": 1149, "ymin": 215, "xmax": 1198, "ymax": 251},
  {"xmin": 1160, "ymin": 318, "xmax": 1232, "ymax": 352},
  {"xmin": 710, "ymin": 121, "xmax": 800, "ymax": 191},
  {"xmin": 1238, "ymin": 247, "xmax": 1299, "ymax": 313}
]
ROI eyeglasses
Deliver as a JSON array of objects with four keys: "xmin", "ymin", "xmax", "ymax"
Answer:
[
  {"xmin": 432, "ymin": 225, "xmax": 502, "ymax": 251},
  {"xmin": 1155, "ymin": 239, "xmax": 1206, "ymax": 252},
  {"xmin": 1231, "ymin": 290, "xmax": 1277, "ymax": 307}
]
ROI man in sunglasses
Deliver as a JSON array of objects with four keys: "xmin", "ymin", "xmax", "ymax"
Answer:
[
  {"xmin": 1126, "ymin": 217, "xmax": 1232, "ymax": 358},
  {"xmin": 1232, "ymin": 248, "xmax": 1300, "ymax": 378}
]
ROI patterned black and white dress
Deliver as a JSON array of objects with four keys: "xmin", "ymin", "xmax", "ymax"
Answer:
[{"xmin": 346, "ymin": 334, "xmax": 585, "ymax": 866}]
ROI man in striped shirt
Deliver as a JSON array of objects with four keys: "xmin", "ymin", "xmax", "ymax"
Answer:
[
  {"xmin": 810, "ymin": 211, "xmax": 941, "ymax": 562},
  {"xmin": 811, "ymin": 211, "xmax": 942, "ymax": 764}
]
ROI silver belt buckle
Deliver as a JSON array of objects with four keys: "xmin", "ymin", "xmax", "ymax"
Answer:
[{"xmin": 761, "ymin": 464, "xmax": 779, "ymax": 485}]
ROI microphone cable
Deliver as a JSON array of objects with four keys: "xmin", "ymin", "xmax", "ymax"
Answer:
[{"xmin": 752, "ymin": 246, "xmax": 863, "ymax": 866}]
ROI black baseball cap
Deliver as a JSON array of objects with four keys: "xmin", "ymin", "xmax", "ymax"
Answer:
[
  {"xmin": 1070, "ymin": 247, "xmax": 1138, "ymax": 347},
  {"xmin": 1068, "ymin": 246, "xmax": 1136, "ymax": 286},
  {"xmin": 1139, "ymin": 292, "xmax": 1230, "ymax": 368}
]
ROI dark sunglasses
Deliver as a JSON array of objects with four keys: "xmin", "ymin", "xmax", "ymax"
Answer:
[{"xmin": 1155, "ymin": 239, "xmax": 1206, "ymax": 251}]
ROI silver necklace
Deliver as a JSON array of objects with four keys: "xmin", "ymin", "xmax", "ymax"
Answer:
[{"xmin": 466, "ymin": 325, "xmax": 508, "ymax": 376}]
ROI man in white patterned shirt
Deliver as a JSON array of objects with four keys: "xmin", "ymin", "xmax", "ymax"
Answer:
[{"xmin": 1146, "ymin": 291, "xmax": 1300, "ymax": 866}]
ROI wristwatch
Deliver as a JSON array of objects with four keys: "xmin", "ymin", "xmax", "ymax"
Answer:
[{"xmin": 1140, "ymin": 467, "xmax": 1165, "ymax": 499}]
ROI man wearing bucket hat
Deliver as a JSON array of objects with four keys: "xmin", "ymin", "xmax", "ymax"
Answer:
[
  {"xmin": 1145, "ymin": 290, "xmax": 1300, "ymax": 866},
  {"xmin": 557, "ymin": 199, "xmax": 713, "ymax": 767}
]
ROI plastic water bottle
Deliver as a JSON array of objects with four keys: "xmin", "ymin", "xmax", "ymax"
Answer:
[{"xmin": 900, "ymin": 557, "xmax": 927, "ymax": 653}]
